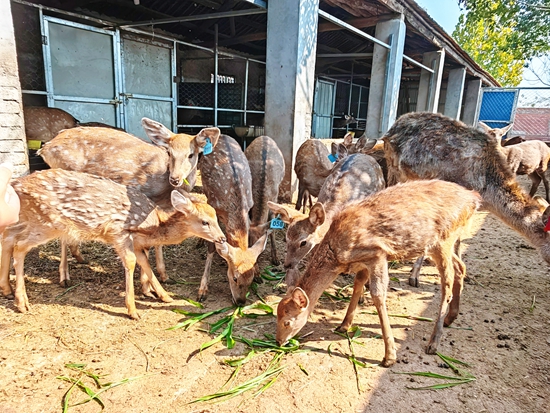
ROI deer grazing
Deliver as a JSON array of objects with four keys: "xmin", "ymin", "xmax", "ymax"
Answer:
[
  {"xmin": 479, "ymin": 122, "xmax": 550, "ymax": 202},
  {"xmin": 38, "ymin": 119, "xmax": 220, "ymax": 285},
  {"xmin": 198, "ymin": 134, "xmax": 268, "ymax": 305},
  {"xmin": 0, "ymin": 169, "xmax": 226, "ymax": 319},
  {"xmin": 384, "ymin": 112, "xmax": 550, "ymax": 266},
  {"xmin": 276, "ymin": 180, "xmax": 481, "ymax": 366},
  {"xmin": 245, "ymin": 135, "xmax": 285, "ymax": 266},
  {"xmin": 269, "ymin": 145, "xmax": 385, "ymax": 286}
]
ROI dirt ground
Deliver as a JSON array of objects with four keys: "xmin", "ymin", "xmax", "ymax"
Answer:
[{"xmin": 1, "ymin": 175, "xmax": 550, "ymax": 413}]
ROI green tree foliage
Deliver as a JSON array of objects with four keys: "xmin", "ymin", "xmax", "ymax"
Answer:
[
  {"xmin": 456, "ymin": 0, "xmax": 550, "ymax": 60},
  {"xmin": 452, "ymin": 13, "xmax": 525, "ymax": 86}
]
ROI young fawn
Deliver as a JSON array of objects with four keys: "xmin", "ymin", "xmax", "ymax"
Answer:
[
  {"xmin": 198, "ymin": 135, "xmax": 268, "ymax": 305},
  {"xmin": 245, "ymin": 135, "xmax": 285, "ymax": 266},
  {"xmin": 38, "ymin": 119, "xmax": 221, "ymax": 284},
  {"xmin": 276, "ymin": 180, "xmax": 482, "ymax": 367},
  {"xmin": 0, "ymin": 169, "xmax": 225, "ymax": 319},
  {"xmin": 269, "ymin": 145, "xmax": 385, "ymax": 286},
  {"xmin": 384, "ymin": 112, "xmax": 550, "ymax": 266}
]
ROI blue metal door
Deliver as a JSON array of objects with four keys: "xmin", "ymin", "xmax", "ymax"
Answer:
[
  {"xmin": 312, "ymin": 79, "xmax": 335, "ymax": 139},
  {"xmin": 476, "ymin": 88, "xmax": 519, "ymax": 130}
]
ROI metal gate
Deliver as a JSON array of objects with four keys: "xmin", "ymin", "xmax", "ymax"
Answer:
[
  {"xmin": 43, "ymin": 17, "xmax": 120, "ymax": 126},
  {"xmin": 476, "ymin": 87, "xmax": 519, "ymax": 131},
  {"xmin": 312, "ymin": 79, "xmax": 335, "ymax": 139},
  {"xmin": 43, "ymin": 16, "xmax": 176, "ymax": 140}
]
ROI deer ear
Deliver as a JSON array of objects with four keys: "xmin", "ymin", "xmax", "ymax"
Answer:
[
  {"xmin": 336, "ymin": 143, "xmax": 348, "ymax": 160},
  {"xmin": 501, "ymin": 123, "xmax": 514, "ymax": 136},
  {"xmin": 216, "ymin": 241, "xmax": 233, "ymax": 260},
  {"xmin": 171, "ymin": 190, "xmax": 194, "ymax": 215},
  {"xmin": 308, "ymin": 202, "xmax": 326, "ymax": 227},
  {"xmin": 330, "ymin": 142, "xmax": 338, "ymax": 156},
  {"xmin": 267, "ymin": 201, "xmax": 304, "ymax": 224},
  {"xmin": 291, "ymin": 287, "xmax": 309, "ymax": 310},
  {"xmin": 250, "ymin": 231, "xmax": 269, "ymax": 259},
  {"xmin": 477, "ymin": 121, "xmax": 491, "ymax": 133},
  {"xmin": 142, "ymin": 118, "xmax": 173, "ymax": 148},
  {"xmin": 343, "ymin": 132, "xmax": 353, "ymax": 146},
  {"xmin": 195, "ymin": 127, "xmax": 221, "ymax": 150}
]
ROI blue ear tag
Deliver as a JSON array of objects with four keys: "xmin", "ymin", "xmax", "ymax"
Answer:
[
  {"xmin": 203, "ymin": 138, "xmax": 213, "ymax": 155},
  {"xmin": 270, "ymin": 215, "xmax": 285, "ymax": 230},
  {"xmin": 328, "ymin": 153, "xmax": 338, "ymax": 163}
]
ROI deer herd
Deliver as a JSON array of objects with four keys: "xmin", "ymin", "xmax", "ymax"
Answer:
[{"xmin": 2, "ymin": 109, "xmax": 550, "ymax": 367}]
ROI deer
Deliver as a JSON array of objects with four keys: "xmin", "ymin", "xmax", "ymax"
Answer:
[
  {"xmin": 23, "ymin": 106, "xmax": 79, "ymax": 144},
  {"xmin": 479, "ymin": 122, "xmax": 550, "ymax": 202},
  {"xmin": 384, "ymin": 112, "xmax": 550, "ymax": 268},
  {"xmin": 0, "ymin": 169, "xmax": 226, "ymax": 319},
  {"xmin": 37, "ymin": 119, "xmax": 220, "ymax": 286},
  {"xmin": 269, "ymin": 144, "xmax": 385, "ymax": 287},
  {"xmin": 276, "ymin": 180, "xmax": 482, "ymax": 367},
  {"xmin": 333, "ymin": 114, "xmax": 357, "ymax": 129},
  {"xmin": 244, "ymin": 135, "xmax": 285, "ymax": 266},
  {"xmin": 198, "ymin": 134, "xmax": 269, "ymax": 305}
]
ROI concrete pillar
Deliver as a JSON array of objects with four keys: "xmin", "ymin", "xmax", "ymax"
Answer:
[
  {"xmin": 264, "ymin": 0, "xmax": 319, "ymax": 202},
  {"xmin": 417, "ymin": 50, "xmax": 445, "ymax": 113},
  {"xmin": 444, "ymin": 67, "xmax": 466, "ymax": 119},
  {"xmin": 366, "ymin": 15, "xmax": 406, "ymax": 138},
  {"xmin": 0, "ymin": 0, "xmax": 28, "ymax": 176},
  {"xmin": 461, "ymin": 78, "xmax": 483, "ymax": 126}
]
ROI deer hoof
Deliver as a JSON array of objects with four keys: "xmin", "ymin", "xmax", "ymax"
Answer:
[
  {"xmin": 380, "ymin": 357, "xmax": 397, "ymax": 368},
  {"xmin": 128, "ymin": 311, "xmax": 140, "ymax": 320},
  {"xmin": 197, "ymin": 291, "xmax": 208, "ymax": 302},
  {"xmin": 425, "ymin": 343, "xmax": 438, "ymax": 355},
  {"xmin": 160, "ymin": 294, "xmax": 173, "ymax": 303},
  {"xmin": 15, "ymin": 299, "xmax": 30, "ymax": 313},
  {"xmin": 60, "ymin": 279, "xmax": 72, "ymax": 288},
  {"xmin": 335, "ymin": 324, "xmax": 350, "ymax": 333},
  {"xmin": 408, "ymin": 276, "xmax": 419, "ymax": 288}
]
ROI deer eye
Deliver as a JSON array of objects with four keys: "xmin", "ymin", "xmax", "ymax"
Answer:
[
  {"xmin": 284, "ymin": 321, "xmax": 290, "ymax": 327},
  {"xmin": 188, "ymin": 153, "xmax": 194, "ymax": 159},
  {"xmin": 300, "ymin": 240, "xmax": 307, "ymax": 247},
  {"xmin": 233, "ymin": 275, "xmax": 238, "ymax": 282},
  {"xmin": 202, "ymin": 220, "xmax": 209, "ymax": 226}
]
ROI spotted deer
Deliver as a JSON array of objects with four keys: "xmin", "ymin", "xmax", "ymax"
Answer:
[
  {"xmin": 276, "ymin": 180, "xmax": 482, "ymax": 367},
  {"xmin": 479, "ymin": 122, "xmax": 550, "ymax": 202},
  {"xmin": 198, "ymin": 135, "xmax": 268, "ymax": 305},
  {"xmin": 269, "ymin": 146, "xmax": 385, "ymax": 286},
  {"xmin": 23, "ymin": 106, "xmax": 79, "ymax": 144},
  {"xmin": 0, "ymin": 169, "xmax": 226, "ymax": 319},
  {"xmin": 384, "ymin": 112, "xmax": 550, "ymax": 267},
  {"xmin": 245, "ymin": 135, "xmax": 285, "ymax": 266},
  {"xmin": 38, "ymin": 119, "xmax": 220, "ymax": 285}
]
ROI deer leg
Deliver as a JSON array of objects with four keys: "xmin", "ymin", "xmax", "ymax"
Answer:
[
  {"xmin": 369, "ymin": 258, "xmax": 397, "ymax": 367},
  {"xmin": 409, "ymin": 255, "xmax": 424, "ymax": 287},
  {"xmin": 0, "ymin": 236, "xmax": 15, "ymax": 299},
  {"xmin": 59, "ymin": 240, "xmax": 71, "ymax": 287},
  {"xmin": 198, "ymin": 241, "xmax": 216, "ymax": 302},
  {"xmin": 134, "ymin": 247, "xmax": 172, "ymax": 303},
  {"xmin": 114, "ymin": 239, "xmax": 139, "ymax": 320},
  {"xmin": 536, "ymin": 170, "xmax": 550, "ymax": 202},
  {"xmin": 528, "ymin": 172, "xmax": 542, "ymax": 198},
  {"xmin": 426, "ymin": 245, "xmax": 455, "ymax": 355},
  {"xmin": 154, "ymin": 246, "xmax": 168, "ymax": 282},
  {"xmin": 69, "ymin": 242, "xmax": 87, "ymax": 264},
  {"xmin": 444, "ymin": 252, "xmax": 466, "ymax": 327},
  {"xmin": 337, "ymin": 268, "xmax": 370, "ymax": 332},
  {"xmin": 295, "ymin": 183, "xmax": 305, "ymax": 211},
  {"xmin": 12, "ymin": 244, "xmax": 34, "ymax": 313}
]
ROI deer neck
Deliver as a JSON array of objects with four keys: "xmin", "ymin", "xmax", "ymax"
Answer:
[{"xmin": 296, "ymin": 242, "xmax": 343, "ymax": 313}]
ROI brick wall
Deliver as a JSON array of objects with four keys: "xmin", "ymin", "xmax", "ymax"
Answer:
[{"xmin": 0, "ymin": 0, "xmax": 28, "ymax": 177}]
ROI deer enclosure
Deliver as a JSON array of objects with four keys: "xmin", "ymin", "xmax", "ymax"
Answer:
[{"xmin": 1, "ymin": 175, "xmax": 549, "ymax": 413}]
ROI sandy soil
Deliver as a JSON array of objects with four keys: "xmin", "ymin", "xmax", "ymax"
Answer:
[{"xmin": 1, "ymin": 176, "xmax": 549, "ymax": 413}]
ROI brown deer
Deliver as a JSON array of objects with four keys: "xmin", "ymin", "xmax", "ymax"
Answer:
[
  {"xmin": 245, "ymin": 135, "xmax": 285, "ymax": 266},
  {"xmin": 38, "ymin": 119, "xmax": 220, "ymax": 284},
  {"xmin": 23, "ymin": 106, "xmax": 79, "ymax": 144},
  {"xmin": 198, "ymin": 135, "xmax": 268, "ymax": 305},
  {"xmin": 269, "ymin": 146, "xmax": 385, "ymax": 286},
  {"xmin": 0, "ymin": 169, "xmax": 226, "ymax": 319},
  {"xmin": 276, "ymin": 180, "xmax": 482, "ymax": 367},
  {"xmin": 333, "ymin": 114, "xmax": 357, "ymax": 129},
  {"xmin": 384, "ymin": 112, "xmax": 550, "ymax": 266},
  {"xmin": 479, "ymin": 122, "xmax": 550, "ymax": 202}
]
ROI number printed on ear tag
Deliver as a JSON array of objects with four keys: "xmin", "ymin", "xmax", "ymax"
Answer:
[
  {"xmin": 270, "ymin": 216, "xmax": 285, "ymax": 230},
  {"xmin": 203, "ymin": 138, "xmax": 213, "ymax": 155},
  {"xmin": 328, "ymin": 153, "xmax": 338, "ymax": 163}
]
